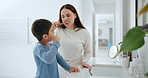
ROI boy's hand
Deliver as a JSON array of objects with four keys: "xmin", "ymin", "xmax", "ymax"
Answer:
[
  {"xmin": 50, "ymin": 22, "xmax": 60, "ymax": 32},
  {"xmin": 50, "ymin": 22, "xmax": 61, "ymax": 41},
  {"xmin": 52, "ymin": 36, "xmax": 60, "ymax": 41},
  {"xmin": 70, "ymin": 67, "xmax": 80, "ymax": 72}
]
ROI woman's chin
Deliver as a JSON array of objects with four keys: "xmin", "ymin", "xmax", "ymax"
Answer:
[{"xmin": 65, "ymin": 25, "xmax": 69, "ymax": 28}]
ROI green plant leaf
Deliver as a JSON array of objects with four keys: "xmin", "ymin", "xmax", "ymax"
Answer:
[
  {"xmin": 119, "ymin": 26, "xmax": 145, "ymax": 52},
  {"xmin": 145, "ymin": 73, "xmax": 148, "ymax": 77},
  {"xmin": 145, "ymin": 31, "xmax": 148, "ymax": 34},
  {"xmin": 137, "ymin": 4, "xmax": 148, "ymax": 17}
]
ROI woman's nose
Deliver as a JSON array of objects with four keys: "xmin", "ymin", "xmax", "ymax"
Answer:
[{"xmin": 63, "ymin": 17, "xmax": 68, "ymax": 21}]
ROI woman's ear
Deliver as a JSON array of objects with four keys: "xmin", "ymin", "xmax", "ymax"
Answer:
[
  {"xmin": 42, "ymin": 34, "xmax": 48, "ymax": 39},
  {"xmin": 74, "ymin": 13, "xmax": 77, "ymax": 19}
]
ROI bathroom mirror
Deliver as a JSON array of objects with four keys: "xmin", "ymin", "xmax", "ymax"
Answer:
[{"xmin": 108, "ymin": 45, "xmax": 119, "ymax": 59}]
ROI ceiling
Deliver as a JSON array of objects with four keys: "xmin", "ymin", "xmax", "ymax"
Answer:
[{"xmin": 93, "ymin": 0, "xmax": 115, "ymax": 5}]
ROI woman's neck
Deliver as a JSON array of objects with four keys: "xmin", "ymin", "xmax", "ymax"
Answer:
[{"xmin": 67, "ymin": 24, "xmax": 76, "ymax": 30}]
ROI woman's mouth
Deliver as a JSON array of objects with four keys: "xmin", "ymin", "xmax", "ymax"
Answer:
[{"xmin": 64, "ymin": 22, "xmax": 69, "ymax": 25}]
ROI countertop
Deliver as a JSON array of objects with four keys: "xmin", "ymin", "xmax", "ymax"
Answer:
[
  {"xmin": 89, "ymin": 57, "xmax": 121, "ymax": 68},
  {"xmin": 65, "ymin": 57, "xmax": 122, "ymax": 78},
  {"xmin": 90, "ymin": 76, "xmax": 119, "ymax": 78}
]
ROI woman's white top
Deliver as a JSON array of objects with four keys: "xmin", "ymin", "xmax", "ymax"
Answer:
[{"xmin": 55, "ymin": 28, "xmax": 91, "ymax": 66}]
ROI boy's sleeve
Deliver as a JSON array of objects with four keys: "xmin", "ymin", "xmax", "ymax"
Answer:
[
  {"xmin": 34, "ymin": 41, "xmax": 60, "ymax": 64},
  {"xmin": 56, "ymin": 53, "xmax": 71, "ymax": 72}
]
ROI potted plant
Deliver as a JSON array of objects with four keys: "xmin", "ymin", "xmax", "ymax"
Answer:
[{"xmin": 119, "ymin": 4, "xmax": 148, "ymax": 77}]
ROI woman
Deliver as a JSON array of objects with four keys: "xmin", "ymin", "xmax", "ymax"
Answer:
[{"xmin": 55, "ymin": 4, "xmax": 92, "ymax": 77}]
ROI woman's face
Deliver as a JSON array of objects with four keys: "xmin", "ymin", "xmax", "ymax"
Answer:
[{"xmin": 61, "ymin": 8, "xmax": 76, "ymax": 28}]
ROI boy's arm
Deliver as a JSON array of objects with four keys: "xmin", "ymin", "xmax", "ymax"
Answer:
[
  {"xmin": 56, "ymin": 53, "xmax": 71, "ymax": 72},
  {"xmin": 35, "ymin": 41, "xmax": 60, "ymax": 64}
]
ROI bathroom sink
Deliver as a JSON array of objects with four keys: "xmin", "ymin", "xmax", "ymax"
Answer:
[
  {"xmin": 91, "ymin": 66, "xmax": 123, "ymax": 78},
  {"xmin": 88, "ymin": 57, "xmax": 123, "ymax": 78}
]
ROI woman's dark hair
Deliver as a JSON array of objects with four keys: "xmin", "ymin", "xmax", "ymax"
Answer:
[
  {"xmin": 58, "ymin": 4, "xmax": 85, "ymax": 29},
  {"xmin": 31, "ymin": 19, "xmax": 52, "ymax": 41}
]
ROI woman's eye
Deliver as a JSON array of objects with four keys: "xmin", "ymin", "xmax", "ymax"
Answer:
[
  {"xmin": 67, "ymin": 14, "xmax": 70, "ymax": 17},
  {"xmin": 61, "ymin": 15, "xmax": 64, "ymax": 18}
]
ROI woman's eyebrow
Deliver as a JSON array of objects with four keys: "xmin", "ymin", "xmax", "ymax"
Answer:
[
  {"xmin": 66, "ymin": 13, "xmax": 70, "ymax": 15},
  {"xmin": 61, "ymin": 13, "xmax": 69, "ymax": 15}
]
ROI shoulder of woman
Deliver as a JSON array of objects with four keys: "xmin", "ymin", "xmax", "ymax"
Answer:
[
  {"xmin": 55, "ymin": 27, "xmax": 63, "ymax": 32},
  {"xmin": 79, "ymin": 29, "xmax": 90, "ymax": 34}
]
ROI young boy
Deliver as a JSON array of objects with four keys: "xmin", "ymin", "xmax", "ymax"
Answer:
[{"xmin": 31, "ymin": 19, "xmax": 79, "ymax": 78}]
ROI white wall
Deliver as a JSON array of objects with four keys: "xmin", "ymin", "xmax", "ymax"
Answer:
[
  {"xmin": 81, "ymin": 0, "xmax": 94, "ymax": 56},
  {"xmin": 94, "ymin": 4, "xmax": 115, "ymax": 14},
  {"xmin": 114, "ymin": 0, "xmax": 123, "ymax": 45},
  {"xmin": 122, "ymin": 0, "xmax": 131, "ymax": 36},
  {"xmin": 122, "ymin": 0, "xmax": 136, "ymax": 36},
  {"xmin": 0, "ymin": 0, "xmax": 82, "ymax": 21},
  {"xmin": 0, "ymin": 0, "xmax": 81, "ymax": 21},
  {"xmin": 81, "ymin": 0, "xmax": 94, "ymax": 35},
  {"xmin": 0, "ymin": 44, "xmax": 35, "ymax": 78},
  {"xmin": 0, "ymin": 0, "xmax": 82, "ymax": 78}
]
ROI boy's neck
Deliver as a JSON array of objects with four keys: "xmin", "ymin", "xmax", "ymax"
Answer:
[{"xmin": 39, "ymin": 40, "xmax": 50, "ymax": 46}]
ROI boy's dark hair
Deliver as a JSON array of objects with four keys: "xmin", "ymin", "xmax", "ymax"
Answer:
[{"xmin": 31, "ymin": 19, "xmax": 52, "ymax": 41}]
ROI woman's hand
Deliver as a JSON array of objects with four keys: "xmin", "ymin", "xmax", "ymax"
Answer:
[
  {"xmin": 52, "ymin": 22, "xmax": 61, "ymax": 29},
  {"xmin": 81, "ymin": 62, "xmax": 92, "ymax": 71},
  {"xmin": 70, "ymin": 67, "xmax": 80, "ymax": 72}
]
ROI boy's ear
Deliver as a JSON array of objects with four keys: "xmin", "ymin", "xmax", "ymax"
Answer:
[{"xmin": 42, "ymin": 34, "xmax": 48, "ymax": 39}]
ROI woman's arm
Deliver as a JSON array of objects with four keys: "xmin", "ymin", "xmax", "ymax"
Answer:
[
  {"xmin": 82, "ymin": 30, "xmax": 92, "ymax": 63},
  {"xmin": 81, "ymin": 30, "xmax": 92, "ymax": 70}
]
